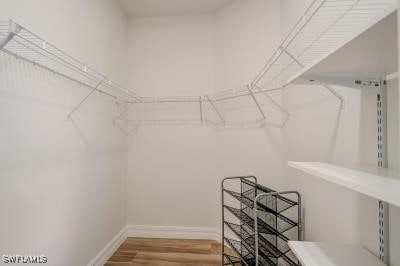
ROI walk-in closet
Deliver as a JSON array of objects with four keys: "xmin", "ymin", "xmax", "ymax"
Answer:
[{"xmin": 0, "ymin": 0, "xmax": 399, "ymax": 265}]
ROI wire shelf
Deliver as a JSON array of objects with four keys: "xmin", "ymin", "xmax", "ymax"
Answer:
[
  {"xmin": 223, "ymin": 254, "xmax": 241, "ymax": 265},
  {"xmin": 224, "ymin": 205, "xmax": 288, "ymax": 241},
  {"xmin": 0, "ymin": 0, "xmax": 395, "ymax": 131},
  {"xmin": 225, "ymin": 206, "xmax": 297, "ymax": 265},
  {"xmin": 224, "ymin": 237, "xmax": 254, "ymax": 263},
  {"xmin": 225, "ymin": 186, "xmax": 298, "ymax": 216},
  {"xmin": 252, "ymin": 0, "xmax": 396, "ymax": 91},
  {"xmin": 241, "ymin": 180, "xmax": 298, "ymax": 214},
  {"xmin": 0, "ymin": 20, "xmax": 140, "ymax": 102},
  {"xmin": 225, "ymin": 221, "xmax": 291, "ymax": 264}
]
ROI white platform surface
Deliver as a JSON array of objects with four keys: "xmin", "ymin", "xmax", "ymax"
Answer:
[
  {"xmin": 288, "ymin": 162, "xmax": 400, "ymax": 207},
  {"xmin": 289, "ymin": 8, "xmax": 398, "ymax": 87},
  {"xmin": 288, "ymin": 241, "xmax": 385, "ymax": 266}
]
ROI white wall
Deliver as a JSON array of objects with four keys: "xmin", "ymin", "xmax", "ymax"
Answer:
[
  {"xmin": 216, "ymin": 0, "xmax": 281, "ymax": 91},
  {"xmin": 126, "ymin": 15, "xmax": 215, "ymax": 96},
  {"xmin": 125, "ymin": 0, "xmax": 284, "ymax": 229},
  {"xmin": 2, "ymin": 0, "xmax": 398, "ymax": 265},
  {"xmin": 215, "ymin": 0, "xmax": 283, "ymax": 191},
  {"xmin": 0, "ymin": 1, "xmax": 129, "ymax": 265},
  {"xmin": 125, "ymin": 15, "xmax": 219, "ymax": 228},
  {"xmin": 282, "ymin": 83, "xmax": 363, "ymax": 243}
]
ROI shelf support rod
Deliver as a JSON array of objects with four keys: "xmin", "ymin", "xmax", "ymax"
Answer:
[
  {"xmin": 247, "ymin": 85, "xmax": 266, "ymax": 120},
  {"xmin": 199, "ymin": 96, "xmax": 203, "ymax": 125},
  {"xmin": 113, "ymin": 101, "xmax": 134, "ymax": 125},
  {"xmin": 68, "ymin": 78, "xmax": 105, "ymax": 118},
  {"xmin": 377, "ymin": 79, "xmax": 389, "ymax": 265},
  {"xmin": 281, "ymin": 46, "xmax": 304, "ymax": 68},
  {"xmin": 0, "ymin": 20, "xmax": 20, "ymax": 49},
  {"xmin": 254, "ymin": 85, "xmax": 291, "ymax": 126},
  {"xmin": 115, "ymin": 120, "xmax": 139, "ymax": 136},
  {"xmin": 281, "ymin": 46, "xmax": 345, "ymax": 109},
  {"xmin": 205, "ymin": 95, "xmax": 225, "ymax": 125},
  {"xmin": 323, "ymin": 85, "xmax": 345, "ymax": 109}
]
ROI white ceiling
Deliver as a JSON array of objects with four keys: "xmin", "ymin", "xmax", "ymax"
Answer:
[{"xmin": 117, "ymin": 0, "xmax": 234, "ymax": 17}]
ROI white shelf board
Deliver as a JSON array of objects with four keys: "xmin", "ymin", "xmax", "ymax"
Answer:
[
  {"xmin": 288, "ymin": 241, "xmax": 385, "ymax": 266},
  {"xmin": 288, "ymin": 7, "xmax": 398, "ymax": 87},
  {"xmin": 288, "ymin": 162, "xmax": 400, "ymax": 207}
]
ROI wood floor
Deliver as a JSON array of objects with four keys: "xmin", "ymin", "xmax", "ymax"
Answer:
[{"xmin": 105, "ymin": 238, "xmax": 229, "ymax": 265}]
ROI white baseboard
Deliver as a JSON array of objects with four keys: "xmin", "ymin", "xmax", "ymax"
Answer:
[
  {"xmin": 88, "ymin": 225, "xmax": 222, "ymax": 266},
  {"xmin": 87, "ymin": 227, "xmax": 128, "ymax": 266},
  {"xmin": 126, "ymin": 225, "xmax": 222, "ymax": 242}
]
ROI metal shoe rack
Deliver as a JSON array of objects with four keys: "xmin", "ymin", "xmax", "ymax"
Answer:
[{"xmin": 221, "ymin": 176, "xmax": 302, "ymax": 266}]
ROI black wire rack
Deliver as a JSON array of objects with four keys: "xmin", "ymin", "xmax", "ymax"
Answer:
[{"xmin": 221, "ymin": 176, "xmax": 302, "ymax": 266}]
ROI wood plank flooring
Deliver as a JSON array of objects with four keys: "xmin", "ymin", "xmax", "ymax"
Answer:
[{"xmin": 105, "ymin": 238, "xmax": 230, "ymax": 265}]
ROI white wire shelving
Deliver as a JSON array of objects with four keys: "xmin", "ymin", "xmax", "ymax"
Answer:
[
  {"xmin": 0, "ymin": 21, "xmax": 141, "ymax": 102},
  {"xmin": 249, "ymin": 0, "xmax": 397, "ymax": 108},
  {"xmin": 0, "ymin": 0, "xmax": 397, "ymax": 132}
]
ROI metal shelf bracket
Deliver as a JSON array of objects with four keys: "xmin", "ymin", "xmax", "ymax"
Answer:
[
  {"xmin": 377, "ymin": 79, "xmax": 389, "ymax": 265},
  {"xmin": 113, "ymin": 101, "xmax": 134, "ymax": 125},
  {"xmin": 254, "ymin": 85, "xmax": 291, "ymax": 127},
  {"xmin": 68, "ymin": 78, "xmax": 105, "ymax": 118},
  {"xmin": 205, "ymin": 95, "xmax": 225, "ymax": 125},
  {"xmin": 199, "ymin": 96, "xmax": 203, "ymax": 125},
  {"xmin": 323, "ymin": 85, "xmax": 345, "ymax": 109},
  {"xmin": 282, "ymin": 46, "xmax": 345, "ymax": 109},
  {"xmin": 248, "ymin": 85, "xmax": 267, "ymax": 120}
]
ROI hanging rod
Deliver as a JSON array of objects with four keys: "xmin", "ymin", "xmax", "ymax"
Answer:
[
  {"xmin": 127, "ymin": 96, "xmax": 200, "ymax": 104},
  {"xmin": 126, "ymin": 119, "xmax": 202, "ymax": 126}
]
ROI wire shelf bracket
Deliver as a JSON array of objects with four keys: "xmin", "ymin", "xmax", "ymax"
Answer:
[
  {"xmin": 199, "ymin": 96, "xmax": 204, "ymax": 125},
  {"xmin": 254, "ymin": 85, "xmax": 291, "ymax": 127},
  {"xmin": 113, "ymin": 101, "xmax": 134, "ymax": 125},
  {"xmin": 205, "ymin": 95, "xmax": 226, "ymax": 125},
  {"xmin": 67, "ymin": 78, "xmax": 106, "ymax": 119},
  {"xmin": 323, "ymin": 85, "xmax": 345, "ymax": 109},
  {"xmin": 0, "ymin": 20, "xmax": 19, "ymax": 49},
  {"xmin": 247, "ymin": 85, "xmax": 267, "ymax": 120},
  {"xmin": 1, "ymin": 0, "xmax": 396, "ymax": 130},
  {"xmin": 281, "ymin": 45, "xmax": 345, "ymax": 109}
]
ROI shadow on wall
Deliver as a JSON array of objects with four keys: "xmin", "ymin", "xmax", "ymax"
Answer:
[
  {"xmin": 327, "ymin": 106, "xmax": 343, "ymax": 162},
  {"xmin": 282, "ymin": 82, "xmax": 363, "ymax": 243},
  {"xmin": 0, "ymin": 53, "xmax": 131, "ymax": 154}
]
